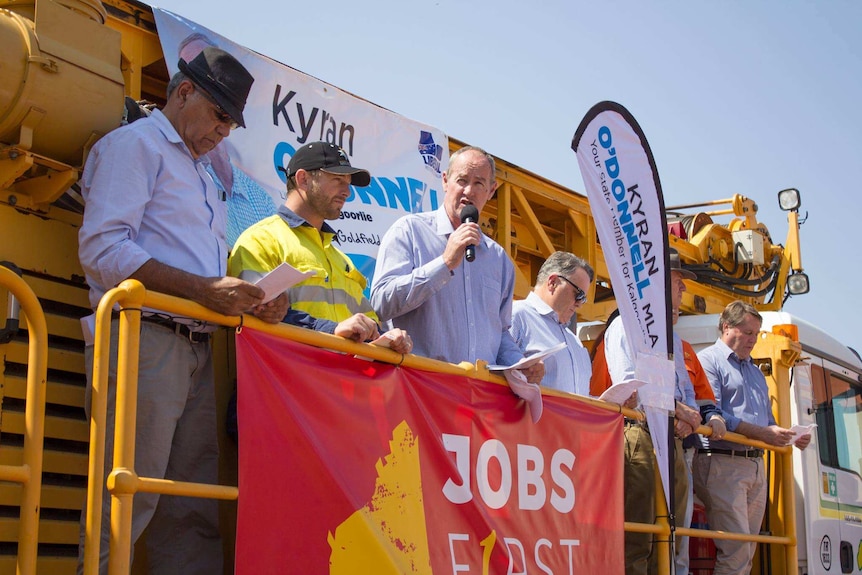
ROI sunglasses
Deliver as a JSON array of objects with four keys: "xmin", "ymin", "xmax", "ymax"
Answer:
[
  {"xmin": 194, "ymin": 84, "xmax": 239, "ymax": 130},
  {"xmin": 557, "ymin": 275, "xmax": 587, "ymax": 304}
]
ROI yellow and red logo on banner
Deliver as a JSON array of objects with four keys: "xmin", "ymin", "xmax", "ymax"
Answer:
[{"xmin": 235, "ymin": 329, "xmax": 624, "ymax": 574}]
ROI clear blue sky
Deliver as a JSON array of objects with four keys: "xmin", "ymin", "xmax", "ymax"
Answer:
[{"xmin": 153, "ymin": 0, "xmax": 861, "ymax": 355}]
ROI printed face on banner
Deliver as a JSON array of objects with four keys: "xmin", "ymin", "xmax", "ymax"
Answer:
[
  {"xmin": 235, "ymin": 330, "xmax": 625, "ymax": 574},
  {"xmin": 154, "ymin": 9, "xmax": 449, "ymax": 293}
]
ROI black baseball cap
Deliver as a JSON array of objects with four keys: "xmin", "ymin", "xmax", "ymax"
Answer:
[{"xmin": 285, "ymin": 142, "xmax": 371, "ymax": 187}]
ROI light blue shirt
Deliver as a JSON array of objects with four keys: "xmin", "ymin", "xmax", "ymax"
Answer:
[
  {"xmin": 510, "ymin": 292, "xmax": 592, "ymax": 395},
  {"xmin": 370, "ymin": 208, "xmax": 523, "ymax": 366},
  {"xmin": 604, "ymin": 316, "xmax": 697, "ymax": 408},
  {"xmin": 79, "ymin": 109, "xmax": 228, "ymax": 310},
  {"xmin": 697, "ymin": 337, "xmax": 775, "ymax": 450}
]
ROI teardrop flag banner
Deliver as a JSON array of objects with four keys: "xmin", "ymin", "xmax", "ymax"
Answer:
[{"xmin": 572, "ymin": 101, "xmax": 676, "ymax": 511}]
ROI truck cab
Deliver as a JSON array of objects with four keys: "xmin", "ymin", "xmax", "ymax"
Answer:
[{"xmin": 675, "ymin": 312, "xmax": 862, "ymax": 575}]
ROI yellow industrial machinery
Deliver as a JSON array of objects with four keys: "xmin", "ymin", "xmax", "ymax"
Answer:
[{"xmin": 0, "ymin": 0, "xmax": 812, "ymax": 573}]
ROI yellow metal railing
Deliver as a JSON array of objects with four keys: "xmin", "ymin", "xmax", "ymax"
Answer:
[
  {"xmin": 83, "ymin": 279, "xmax": 798, "ymax": 574},
  {"xmin": 615, "ymin": 421, "xmax": 794, "ymax": 573},
  {"xmin": 0, "ymin": 265, "xmax": 49, "ymax": 575}
]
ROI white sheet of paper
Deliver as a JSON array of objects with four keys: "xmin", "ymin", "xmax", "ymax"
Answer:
[
  {"xmin": 487, "ymin": 342, "xmax": 568, "ymax": 371},
  {"xmin": 635, "ymin": 351, "xmax": 675, "ymax": 411},
  {"xmin": 788, "ymin": 423, "xmax": 817, "ymax": 444},
  {"xmin": 353, "ymin": 333, "xmax": 395, "ymax": 362},
  {"xmin": 504, "ymin": 369, "xmax": 543, "ymax": 423},
  {"xmin": 369, "ymin": 334, "xmax": 393, "ymax": 348},
  {"xmin": 598, "ymin": 379, "xmax": 648, "ymax": 404},
  {"xmin": 254, "ymin": 263, "xmax": 315, "ymax": 303}
]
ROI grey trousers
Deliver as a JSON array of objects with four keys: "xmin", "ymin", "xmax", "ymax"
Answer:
[{"xmin": 77, "ymin": 320, "xmax": 222, "ymax": 575}]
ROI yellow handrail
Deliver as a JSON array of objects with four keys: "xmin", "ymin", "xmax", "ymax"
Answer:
[
  {"xmin": 0, "ymin": 265, "xmax": 49, "ymax": 575},
  {"xmin": 83, "ymin": 279, "xmax": 797, "ymax": 574}
]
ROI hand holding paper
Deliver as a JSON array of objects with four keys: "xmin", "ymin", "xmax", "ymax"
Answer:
[
  {"xmin": 369, "ymin": 329, "xmax": 413, "ymax": 354},
  {"xmin": 788, "ymin": 423, "xmax": 816, "ymax": 446},
  {"xmin": 504, "ymin": 369, "xmax": 543, "ymax": 423},
  {"xmin": 599, "ymin": 379, "xmax": 648, "ymax": 405},
  {"xmin": 252, "ymin": 263, "xmax": 315, "ymax": 304},
  {"xmin": 488, "ymin": 342, "xmax": 567, "ymax": 372}
]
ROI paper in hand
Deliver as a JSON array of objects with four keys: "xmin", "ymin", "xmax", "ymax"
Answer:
[
  {"xmin": 599, "ymin": 379, "xmax": 648, "ymax": 405},
  {"xmin": 788, "ymin": 423, "xmax": 817, "ymax": 445},
  {"xmin": 504, "ymin": 369, "xmax": 543, "ymax": 423},
  {"xmin": 254, "ymin": 263, "xmax": 315, "ymax": 303},
  {"xmin": 488, "ymin": 342, "xmax": 567, "ymax": 371}
]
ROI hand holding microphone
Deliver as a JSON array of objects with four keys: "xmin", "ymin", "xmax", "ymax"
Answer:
[
  {"xmin": 442, "ymin": 205, "xmax": 481, "ymax": 270},
  {"xmin": 460, "ymin": 205, "xmax": 479, "ymax": 263}
]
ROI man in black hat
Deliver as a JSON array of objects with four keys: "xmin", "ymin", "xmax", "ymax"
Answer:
[
  {"xmin": 78, "ymin": 47, "xmax": 288, "ymax": 574},
  {"xmin": 228, "ymin": 141, "xmax": 413, "ymax": 353}
]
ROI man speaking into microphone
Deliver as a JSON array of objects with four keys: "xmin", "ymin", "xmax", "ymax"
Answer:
[{"xmin": 371, "ymin": 146, "xmax": 543, "ymax": 384}]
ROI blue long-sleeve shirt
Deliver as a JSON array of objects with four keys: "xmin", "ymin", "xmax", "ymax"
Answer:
[
  {"xmin": 697, "ymin": 338, "xmax": 775, "ymax": 450},
  {"xmin": 370, "ymin": 208, "xmax": 523, "ymax": 366}
]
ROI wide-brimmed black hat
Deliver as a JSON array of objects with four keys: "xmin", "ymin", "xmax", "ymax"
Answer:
[
  {"xmin": 669, "ymin": 248, "xmax": 697, "ymax": 280},
  {"xmin": 178, "ymin": 47, "xmax": 254, "ymax": 128},
  {"xmin": 286, "ymin": 142, "xmax": 371, "ymax": 187}
]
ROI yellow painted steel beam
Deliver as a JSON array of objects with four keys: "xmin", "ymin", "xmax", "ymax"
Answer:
[
  {"xmin": 652, "ymin": 463, "xmax": 671, "ymax": 575},
  {"xmin": 1, "ymin": 411, "xmax": 89, "ymax": 443},
  {"xmin": 511, "ymin": 186, "xmax": 555, "ymax": 257},
  {"xmin": 3, "ymin": 377, "xmax": 86, "ymax": 408},
  {"xmin": 0, "ymin": 483, "xmax": 85, "ymax": 510},
  {"xmin": 755, "ymin": 331, "xmax": 802, "ymax": 575},
  {"xmin": 0, "ymin": 265, "xmax": 49, "ymax": 575},
  {"xmin": 0, "ymin": 446, "xmax": 88, "ymax": 476},
  {"xmin": 4, "ymin": 341, "xmax": 84, "ymax": 374}
]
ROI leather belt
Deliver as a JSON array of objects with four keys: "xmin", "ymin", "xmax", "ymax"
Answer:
[
  {"xmin": 112, "ymin": 311, "xmax": 211, "ymax": 344},
  {"xmin": 141, "ymin": 315, "xmax": 210, "ymax": 344},
  {"xmin": 698, "ymin": 448, "xmax": 764, "ymax": 459},
  {"xmin": 623, "ymin": 418, "xmax": 649, "ymax": 433}
]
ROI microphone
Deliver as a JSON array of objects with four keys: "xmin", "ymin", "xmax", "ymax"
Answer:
[{"xmin": 460, "ymin": 205, "xmax": 479, "ymax": 262}]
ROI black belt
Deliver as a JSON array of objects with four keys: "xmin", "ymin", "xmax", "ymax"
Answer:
[
  {"xmin": 113, "ymin": 311, "xmax": 211, "ymax": 344},
  {"xmin": 141, "ymin": 315, "xmax": 211, "ymax": 344},
  {"xmin": 698, "ymin": 448, "xmax": 764, "ymax": 459},
  {"xmin": 623, "ymin": 418, "xmax": 649, "ymax": 433}
]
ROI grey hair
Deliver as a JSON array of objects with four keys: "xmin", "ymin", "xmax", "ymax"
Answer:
[
  {"xmin": 448, "ymin": 145, "xmax": 496, "ymax": 179},
  {"xmin": 718, "ymin": 300, "xmax": 762, "ymax": 332},
  {"xmin": 536, "ymin": 251, "xmax": 594, "ymax": 285},
  {"xmin": 166, "ymin": 71, "xmax": 188, "ymax": 98}
]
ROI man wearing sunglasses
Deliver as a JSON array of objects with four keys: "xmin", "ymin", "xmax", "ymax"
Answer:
[
  {"xmin": 78, "ymin": 47, "xmax": 288, "ymax": 574},
  {"xmin": 509, "ymin": 251, "xmax": 594, "ymax": 395}
]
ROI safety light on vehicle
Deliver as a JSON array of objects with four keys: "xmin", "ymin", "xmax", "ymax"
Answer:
[
  {"xmin": 778, "ymin": 188, "xmax": 801, "ymax": 212},
  {"xmin": 787, "ymin": 272, "xmax": 810, "ymax": 295}
]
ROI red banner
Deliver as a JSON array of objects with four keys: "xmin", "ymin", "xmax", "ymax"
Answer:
[{"xmin": 235, "ymin": 329, "xmax": 624, "ymax": 574}]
